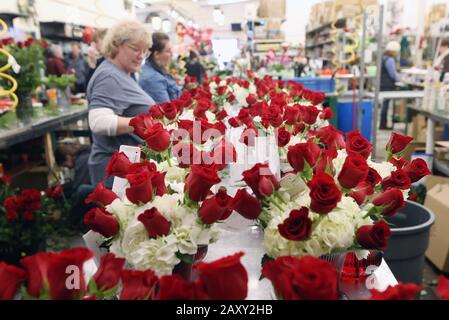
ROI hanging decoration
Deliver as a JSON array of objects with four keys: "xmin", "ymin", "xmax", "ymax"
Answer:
[
  {"xmin": 176, "ymin": 22, "xmax": 213, "ymax": 49},
  {"xmin": 0, "ymin": 19, "xmax": 19, "ymax": 113}
]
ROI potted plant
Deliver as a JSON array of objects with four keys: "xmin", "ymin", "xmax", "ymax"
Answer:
[
  {"xmin": 42, "ymin": 74, "xmax": 76, "ymax": 109},
  {"xmin": 0, "ymin": 37, "xmax": 47, "ymax": 120}
]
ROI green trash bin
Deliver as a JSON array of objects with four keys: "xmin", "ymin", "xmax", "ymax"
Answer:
[{"xmin": 324, "ymin": 96, "xmax": 338, "ymax": 128}]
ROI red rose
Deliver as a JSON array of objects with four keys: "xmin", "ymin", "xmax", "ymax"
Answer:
[
  {"xmin": 126, "ymin": 171, "xmax": 154, "ymax": 204},
  {"xmin": 85, "ymin": 182, "xmax": 118, "ymax": 206},
  {"xmin": 320, "ymin": 107, "xmax": 334, "ymax": 120},
  {"xmin": 21, "ymin": 189, "xmax": 41, "ymax": 210},
  {"xmin": 299, "ymin": 105, "xmax": 320, "ymax": 125},
  {"xmin": 106, "ymin": 151, "xmax": 132, "ymax": 178},
  {"xmin": 177, "ymin": 119, "xmax": 194, "ymax": 138},
  {"xmin": 436, "ymin": 275, "xmax": 449, "ymax": 300},
  {"xmin": 303, "ymin": 90, "xmax": 325, "ymax": 105},
  {"xmin": 128, "ymin": 161, "xmax": 157, "ymax": 174},
  {"xmin": 211, "ymin": 139, "xmax": 237, "ymax": 171},
  {"xmin": 144, "ymin": 123, "xmax": 171, "ymax": 152},
  {"xmin": 230, "ymin": 189, "xmax": 262, "ymax": 220},
  {"xmin": 23, "ymin": 211, "xmax": 34, "ymax": 221},
  {"xmin": 5, "ymin": 210, "xmax": 17, "ymax": 221},
  {"xmin": 173, "ymin": 143, "xmax": 201, "ymax": 168},
  {"xmin": 196, "ymin": 252, "xmax": 248, "ymax": 300},
  {"xmin": 228, "ymin": 117, "xmax": 241, "ymax": 128},
  {"xmin": 129, "ymin": 114, "xmax": 155, "ymax": 139},
  {"xmin": 185, "ymin": 163, "xmax": 221, "ymax": 202},
  {"xmin": 364, "ymin": 167, "xmax": 382, "ymax": 187},
  {"xmin": 20, "ymin": 252, "xmax": 53, "ymax": 298},
  {"xmin": 249, "ymin": 101, "xmax": 267, "ymax": 117},
  {"xmin": 127, "ymin": 162, "xmax": 167, "ymax": 197},
  {"xmin": 84, "ymin": 207, "xmax": 119, "ymax": 237},
  {"xmin": 282, "ymin": 105, "xmax": 298, "ymax": 124},
  {"xmin": 161, "ymin": 102, "xmax": 177, "ymax": 120},
  {"xmin": 92, "ymin": 253, "xmax": 126, "ymax": 292},
  {"xmin": 216, "ymin": 86, "xmax": 227, "ymax": 96},
  {"xmin": 338, "ymin": 154, "xmax": 369, "ymax": 189},
  {"xmin": 213, "ymin": 121, "xmax": 227, "ymax": 136},
  {"xmin": 386, "ymin": 132, "xmax": 414, "ymax": 154},
  {"xmin": 381, "ymin": 169, "xmax": 412, "ymax": 190},
  {"xmin": 389, "ymin": 156, "xmax": 408, "ymax": 169},
  {"xmin": 246, "ymin": 94, "xmax": 257, "ymax": 105},
  {"xmin": 216, "ymin": 109, "xmax": 228, "ymax": 121},
  {"xmin": 239, "ymin": 126, "xmax": 258, "ymax": 147},
  {"xmin": 372, "ymin": 188, "xmax": 405, "ymax": 217},
  {"xmin": 356, "ymin": 220, "xmax": 392, "ymax": 250},
  {"xmin": 153, "ymin": 275, "xmax": 209, "ymax": 300},
  {"xmin": 262, "ymin": 256, "xmax": 338, "ymax": 300},
  {"xmin": 369, "ymin": 283, "xmax": 422, "ymax": 300},
  {"xmin": 46, "ymin": 185, "xmax": 64, "ymax": 199},
  {"xmin": 0, "ymin": 175, "xmax": 12, "ymax": 185},
  {"xmin": 287, "ymin": 143, "xmax": 321, "ymax": 173},
  {"xmin": 278, "ymin": 208, "xmax": 312, "ymax": 241},
  {"xmin": 262, "ymin": 106, "xmax": 283, "ymax": 128},
  {"xmin": 349, "ymin": 182, "xmax": 374, "ymax": 205},
  {"xmin": 276, "ymin": 127, "xmax": 291, "ymax": 147},
  {"xmin": 308, "ymin": 172, "xmax": 342, "ymax": 214},
  {"xmin": 149, "ymin": 104, "xmax": 164, "ymax": 119},
  {"xmin": 120, "ymin": 269, "xmax": 158, "ymax": 300},
  {"xmin": 46, "ymin": 248, "xmax": 93, "ymax": 300},
  {"xmin": 292, "ymin": 122, "xmax": 306, "ymax": 135},
  {"xmin": 346, "ymin": 130, "xmax": 372, "ymax": 159},
  {"xmin": 137, "ymin": 208, "xmax": 171, "ymax": 239},
  {"xmin": 315, "ymin": 126, "xmax": 346, "ymax": 156},
  {"xmin": 237, "ymin": 108, "xmax": 251, "ymax": 125},
  {"xmin": 227, "ymin": 92, "xmax": 236, "ymax": 103},
  {"xmin": 3, "ymin": 196, "xmax": 19, "ymax": 213},
  {"xmin": 198, "ymin": 189, "xmax": 232, "ymax": 224},
  {"xmin": 403, "ymin": 159, "xmax": 431, "ymax": 183},
  {"xmin": 242, "ymin": 163, "xmax": 280, "ymax": 199},
  {"xmin": 0, "ymin": 262, "xmax": 26, "ymax": 300}
]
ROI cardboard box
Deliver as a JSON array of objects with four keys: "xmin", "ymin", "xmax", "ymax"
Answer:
[
  {"xmin": 425, "ymin": 177, "xmax": 449, "ymax": 272},
  {"xmin": 435, "ymin": 141, "xmax": 449, "ymax": 160}
]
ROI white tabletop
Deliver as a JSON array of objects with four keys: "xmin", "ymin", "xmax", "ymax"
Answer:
[
  {"xmin": 204, "ymin": 214, "xmax": 398, "ymax": 300},
  {"xmin": 365, "ymin": 91, "xmax": 424, "ymax": 101}
]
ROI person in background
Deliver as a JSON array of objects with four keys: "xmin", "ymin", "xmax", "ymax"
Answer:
[
  {"xmin": 46, "ymin": 44, "xmax": 67, "ymax": 76},
  {"xmin": 293, "ymin": 48, "xmax": 308, "ymax": 77},
  {"xmin": 437, "ymin": 38, "xmax": 449, "ymax": 82},
  {"xmin": 185, "ymin": 49, "xmax": 205, "ymax": 83},
  {"xmin": 87, "ymin": 20, "xmax": 154, "ymax": 187},
  {"xmin": 139, "ymin": 32, "xmax": 180, "ymax": 104},
  {"xmin": 379, "ymin": 41, "xmax": 402, "ymax": 130},
  {"xmin": 86, "ymin": 28, "xmax": 108, "ymax": 86},
  {"xmin": 66, "ymin": 42, "xmax": 88, "ymax": 94}
]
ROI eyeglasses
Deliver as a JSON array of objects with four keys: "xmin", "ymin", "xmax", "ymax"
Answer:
[{"xmin": 126, "ymin": 43, "xmax": 150, "ymax": 59}]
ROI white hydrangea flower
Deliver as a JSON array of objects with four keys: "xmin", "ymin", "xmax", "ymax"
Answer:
[
  {"xmin": 368, "ymin": 159, "xmax": 396, "ymax": 179},
  {"xmin": 156, "ymin": 161, "xmax": 186, "ymax": 184}
]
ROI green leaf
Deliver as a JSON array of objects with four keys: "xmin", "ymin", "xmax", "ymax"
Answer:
[
  {"xmin": 259, "ymin": 254, "xmax": 274, "ymax": 280},
  {"xmin": 176, "ymin": 252, "xmax": 195, "ymax": 264}
]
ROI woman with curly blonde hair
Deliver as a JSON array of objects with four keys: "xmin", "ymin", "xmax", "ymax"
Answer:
[{"xmin": 87, "ymin": 20, "xmax": 155, "ymax": 187}]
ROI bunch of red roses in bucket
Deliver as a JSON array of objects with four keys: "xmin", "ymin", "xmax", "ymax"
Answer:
[
  {"xmin": 0, "ymin": 184, "xmax": 68, "ymax": 264},
  {"xmin": 0, "ymin": 248, "xmax": 248, "ymax": 300},
  {"xmin": 83, "ymin": 151, "xmax": 257, "ymax": 277},
  {"xmin": 236, "ymin": 128, "xmax": 431, "ymax": 262},
  {"xmin": 262, "ymin": 254, "xmax": 449, "ymax": 300}
]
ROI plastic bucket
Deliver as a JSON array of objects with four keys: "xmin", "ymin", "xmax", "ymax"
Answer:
[
  {"xmin": 337, "ymin": 100, "xmax": 373, "ymax": 141},
  {"xmin": 383, "ymin": 201, "xmax": 435, "ymax": 284}
]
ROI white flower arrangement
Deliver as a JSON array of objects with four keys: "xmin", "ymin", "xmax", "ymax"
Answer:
[{"xmin": 106, "ymin": 192, "xmax": 220, "ymax": 276}]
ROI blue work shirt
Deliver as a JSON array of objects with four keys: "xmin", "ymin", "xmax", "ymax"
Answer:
[{"xmin": 139, "ymin": 60, "xmax": 181, "ymax": 104}]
